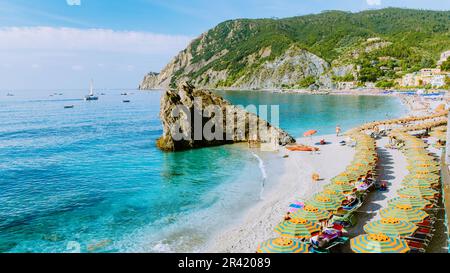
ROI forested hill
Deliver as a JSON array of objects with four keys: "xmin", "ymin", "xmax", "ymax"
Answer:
[{"xmin": 140, "ymin": 8, "xmax": 450, "ymax": 90}]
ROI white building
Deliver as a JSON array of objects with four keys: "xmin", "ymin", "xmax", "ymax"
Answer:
[
  {"xmin": 431, "ymin": 75, "xmax": 446, "ymax": 88},
  {"xmin": 438, "ymin": 50, "xmax": 450, "ymax": 65}
]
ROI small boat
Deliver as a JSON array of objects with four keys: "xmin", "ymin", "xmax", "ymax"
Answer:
[
  {"xmin": 121, "ymin": 92, "xmax": 128, "ymax": 96},
  {"xmin": 64, "ymin": 105, "xmax": 74, "ymax": 109},
  {"xmin": 123, "ymin": 100, "xmax": 131, "ymax": 103},
  {"xmin": 6, "ymin": 93, "xmax": 14, "ymax": 96},
  {"xmin": 84, "ymin": 80, "xmax": 99, "ymax": 101}
]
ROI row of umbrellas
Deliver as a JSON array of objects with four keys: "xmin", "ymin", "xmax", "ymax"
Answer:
[
  {"xmin": 257, "ymin": 110, "xmax": 445, "ymax": 253},
  {"xmin": 257, "ymin": 132, "xmax": 378, "ymax": 253},
  {"xmin": 350, "ymin": 128, "xmax": 442, "ymax": 253},
  {"xmin": 345, "ymin": 110, "xmax": 449, "ymax": 136}
]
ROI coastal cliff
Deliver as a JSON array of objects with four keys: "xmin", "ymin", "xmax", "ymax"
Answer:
[
  {"xmin": 157, "ymin": 83, "xmax": 296, "ymax": 151},
  {"xmin": 140, "ymin": 8, "xmax": 450, "ymax": 90}
]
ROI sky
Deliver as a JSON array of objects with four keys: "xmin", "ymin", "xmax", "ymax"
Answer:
[{"xmin": 0, "ymin": 0, "xmax": 449, "ymax": 90}]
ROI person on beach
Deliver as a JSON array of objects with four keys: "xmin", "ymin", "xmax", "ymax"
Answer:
[
  {"xmin": 335, "ymin": 125, "xmax": 341, "ymax": 137},
  {"xmin": 284, "ymin": 212, "xmax": 291, "ymax": 221}
]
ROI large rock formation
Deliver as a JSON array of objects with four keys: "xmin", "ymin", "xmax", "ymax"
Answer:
[
  {"xmin": 157, "ymin": 83, "xmax": 296, "ymax": 151},
  {"xmin": 139, "ymin": 72, "xmax": 160, "ymax": 89}
]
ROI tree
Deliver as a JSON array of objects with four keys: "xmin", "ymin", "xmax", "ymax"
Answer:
[
  {"xmin": 441, "ymin": 57, "xmax": 450, "ymax": 71},
  {"xmin": 298, "ymin": 76, "xmax": 316, "ymax": 88}
]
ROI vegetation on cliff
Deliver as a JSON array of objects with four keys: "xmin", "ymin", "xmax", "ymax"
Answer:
[{"xmin": 141, "ymin": 8, "xmax": 450, "ymax": 90}]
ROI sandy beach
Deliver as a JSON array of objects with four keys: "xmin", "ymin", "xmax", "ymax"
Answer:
[
  {"xmin": 207, "ymin": 92, "xmax": 447, "ymax": 253},
  {"xmin": 208, "ymin": 134, "xmax": 355, "ymax": 252}
]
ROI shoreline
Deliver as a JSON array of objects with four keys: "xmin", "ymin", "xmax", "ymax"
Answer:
[
  {"xmin": 206, "ymin": 134, "xmax": 355, "ymax": 253},
  {"xmin": 206, "ymin": 91, "xmax": 435, "ymax": 253}
]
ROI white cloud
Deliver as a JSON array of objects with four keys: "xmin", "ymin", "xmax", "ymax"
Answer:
[
  {"xmin": 366, "ymin": 0, "xmax": 381, "ymax": 6},
  {"xmin": 66, "ymin": 0, "xmax": 81, "ymax": 6},
  {"xmin": 0, "ymin": 27, "xmax": 192, "ymax": 89},
  {"xmin": 71, "ymin": 65, "xmax": 83, "ymax": 71},
  {"xmin": 0, "ymin": 27, "xmax": 192, "ymax": 54}
]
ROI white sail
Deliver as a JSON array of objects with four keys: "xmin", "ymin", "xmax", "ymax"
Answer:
[{"xmin": 89, "ymin": 80, "xmax": 94, "ymax": 96}]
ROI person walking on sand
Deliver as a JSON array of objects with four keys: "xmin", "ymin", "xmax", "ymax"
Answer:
[{"xmin": 336, "ymin": 125, "xmax": 341, "ymax": 137}]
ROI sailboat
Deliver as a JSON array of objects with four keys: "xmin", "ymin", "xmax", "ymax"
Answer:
[{"xmin": 84, "ymin": 80, "xmax": 98, "ymax": 101}]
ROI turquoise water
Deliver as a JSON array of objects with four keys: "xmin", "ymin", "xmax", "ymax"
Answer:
[{"xmin": 0, "ymin": 89, "xmax": 405, "ymax": 253}]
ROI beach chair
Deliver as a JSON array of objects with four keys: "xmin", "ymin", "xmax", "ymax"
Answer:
[
  {"xmin": 407, "ymin": 240, "xmax": 427, "ymax": 253},
  {"xmin": 330, "ymin": 212, "xmax": 357, "ymax": 228},
  {"xmin": 310, "ymin": 237, "xmax": 349, "ymax": 253}
]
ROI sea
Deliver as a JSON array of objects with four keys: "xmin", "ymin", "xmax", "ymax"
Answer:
[{"xmin": 0, "ymin": 89, "xmax": 406, "ymax": 253}]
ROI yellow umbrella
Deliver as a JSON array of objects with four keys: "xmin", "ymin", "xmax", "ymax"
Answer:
[
  {"xmin": 274, "ymin": 218, "xmax": 322, "ymax": 239},
  {"xmin": 290, "ymin": 205, "xmax": 331, "ymax": 222},
  {"xmin": 350, "ymin": 233, "xmax": 410, "ymax": 253},
  {"xmin": 257, "ymin": 237, "xmax": 309, "ymax": 253},
  {"xmin": 380, "ymin": 205, "xmax": 429, "ymax": 223},
  {"xmin": 363, "ymin": 218, "xmax": 417, "ymax": 238}
]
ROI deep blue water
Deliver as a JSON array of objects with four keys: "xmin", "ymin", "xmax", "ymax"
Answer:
[{"xmin": 0, "ymin": 89, "xmax": 405, "ymax": 253}]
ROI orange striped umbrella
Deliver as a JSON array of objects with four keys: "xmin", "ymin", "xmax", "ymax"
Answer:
[{"xmin": 303, "ymin": 130, "xmax": 317, "ymax": 137}]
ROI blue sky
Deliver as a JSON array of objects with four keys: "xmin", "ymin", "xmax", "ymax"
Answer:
[{"xmin": 0, "ymin": 0, "xmax": 449, "ymax": 89}]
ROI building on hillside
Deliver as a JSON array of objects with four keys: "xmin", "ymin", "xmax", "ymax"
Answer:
[
  {"xmin": 431, "ymin": 75, "xmax": 447, "ymax": 88},
  {"xmin": 420, "ymin": 68, "xmax": 441, "ymax": 76},
  {"xmin": 401, "ymin": 73, "xmax": 418, "ymax": 87},
  {"xmin": 400, "ymin": 68, "xmax": 448, "ymax": 87},
  {"xmin": 438, "ymin": 50, "xmax": 450, "ymax": 66},
  {"xmin": 337, "ymin": 81, "xmax": 356, "ymax": 90}
]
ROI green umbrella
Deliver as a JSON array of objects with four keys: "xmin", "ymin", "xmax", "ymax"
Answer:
[
  {"xmin": 398, "ymin": 187, "xmax": 439, "ymax": 199},
  {"xmin": 290, "ymin": 205, "xmax": 331, "ymax": 222},
  {"xmin": 363, "ymin": 218, "xmax": 417, "ymax": 238},
  {"xmin": 388, "ymin": 197, "xmax": 432, "ymax": 210},
  {"xmin": 331, "ymin": 175, "xmax": 353, "ymax": 184},
  {"xmin": 402, "ymin": 180, "xmax": 439, "ymax": 189},
  {"xmin": 404, "ymin": 173, "xmax": 440, "ymax": 182},
  {"xmin": 403, "ymin": 177, "xmax": 440, "ymax": 185},
  {"xmin": 407, "ymin": 162, "xmax": 440, "ymax": 168},
  {"xmin": 350, "ymin": 233, "xmax": 410, "ymax": 253},
  {"xmin": 257, "ymin": 237, "xmax": 309, "ymax": 253},
  {"xmin": 380, "ymin": 205, "xmax": 429, "ymax": 223},
  {"xmin": 408, "ymin": 166, "xmax": 440, "ymax": 174},
  {"xmin": 274, "ymin": 218, "xmax": 322, "ymax": 239},
  {"xmin": 321, "ymin": 189, "xmax": 346, "ymax": 202},
  {"xmin": 306, "ymin": 194, "xmax": 342, "ymax": 211},
  {"xmin": 324, "ymin": 182, "xmax": 355, "ymax": 194}
]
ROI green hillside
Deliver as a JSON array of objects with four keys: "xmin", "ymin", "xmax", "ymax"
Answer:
[{"xmin": 141, "ymin": 8, "xmax": 450, "ymax": 89}]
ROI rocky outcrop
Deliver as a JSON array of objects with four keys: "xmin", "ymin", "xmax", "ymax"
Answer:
[
  {"xmin": 231, "ymin": 46, "xmax": 330, "ymax": 89},
  {"xmin": 139, "ymin": 72, "xmax": 160, "ymax": 89},
  {"xmin": 157, "ymin": 82, "xmax": 296, "ymax": 151},
  {"xmin": 140, "ymin": 44, "xmax": 330, "ymax": 90}
]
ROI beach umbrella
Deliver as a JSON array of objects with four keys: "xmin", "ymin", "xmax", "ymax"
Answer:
[
  {"xmin": 274, "ymin": 218, "xmax": 322, "ymax": 239},
  {"xmin": 397, "ymin": 187, "xmax": 439, "ymax": 199},
  {"xmin": 321, "ymin": 189, "xmax": 346, "ymax": 202},
  {"xmin": 257, "ymin": 237, "xmax": 309, "ymax": 253},
  {"xmin": 303, "ymin": 130, "xmax": 317, "ymax": 137},
  {"xmin": 290, "ymin": 205, "xmax": 331, "ymax": 222},
  {"xmin": 403, "ymin": 177, "xmax": 439, "ymax": 184},
  {"xmin": 350, "ymin": 233, "xmax": 410, "ymax": 253},
  {"xmin": 402, "ymin": 180, "xmax": 439, "ymax": 189},
  {"xmin": 404, "ymin": 173, "xmax": 440, "ymax": 181},
  {"xmin": 387, "ymin": 197, "xmax": 432, "ymax": 210},
  {"xmin": 408, "ymin": 166, "xmax": 440, "ymax": 174},
  {"xmin": 331, "ymin": 174, "xmax": 354, "ymax": 184},
  {"xmin": 324, "ymin": 182, "xmax": 355, "ymax": 194},
  {"xmin": 363, "ymin": 218, "xmax": 417, "ymax": 238},
  {"xmin": 407, "ymin": 162, "xmax": 440, "ymax": 168},
  {"xmin": 306, "ymin": 194, "xmax": 342, "ymax": 211},
  {"xmin": 380, "ymin": 205, "xmax": 429, "ymax": 223}
]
